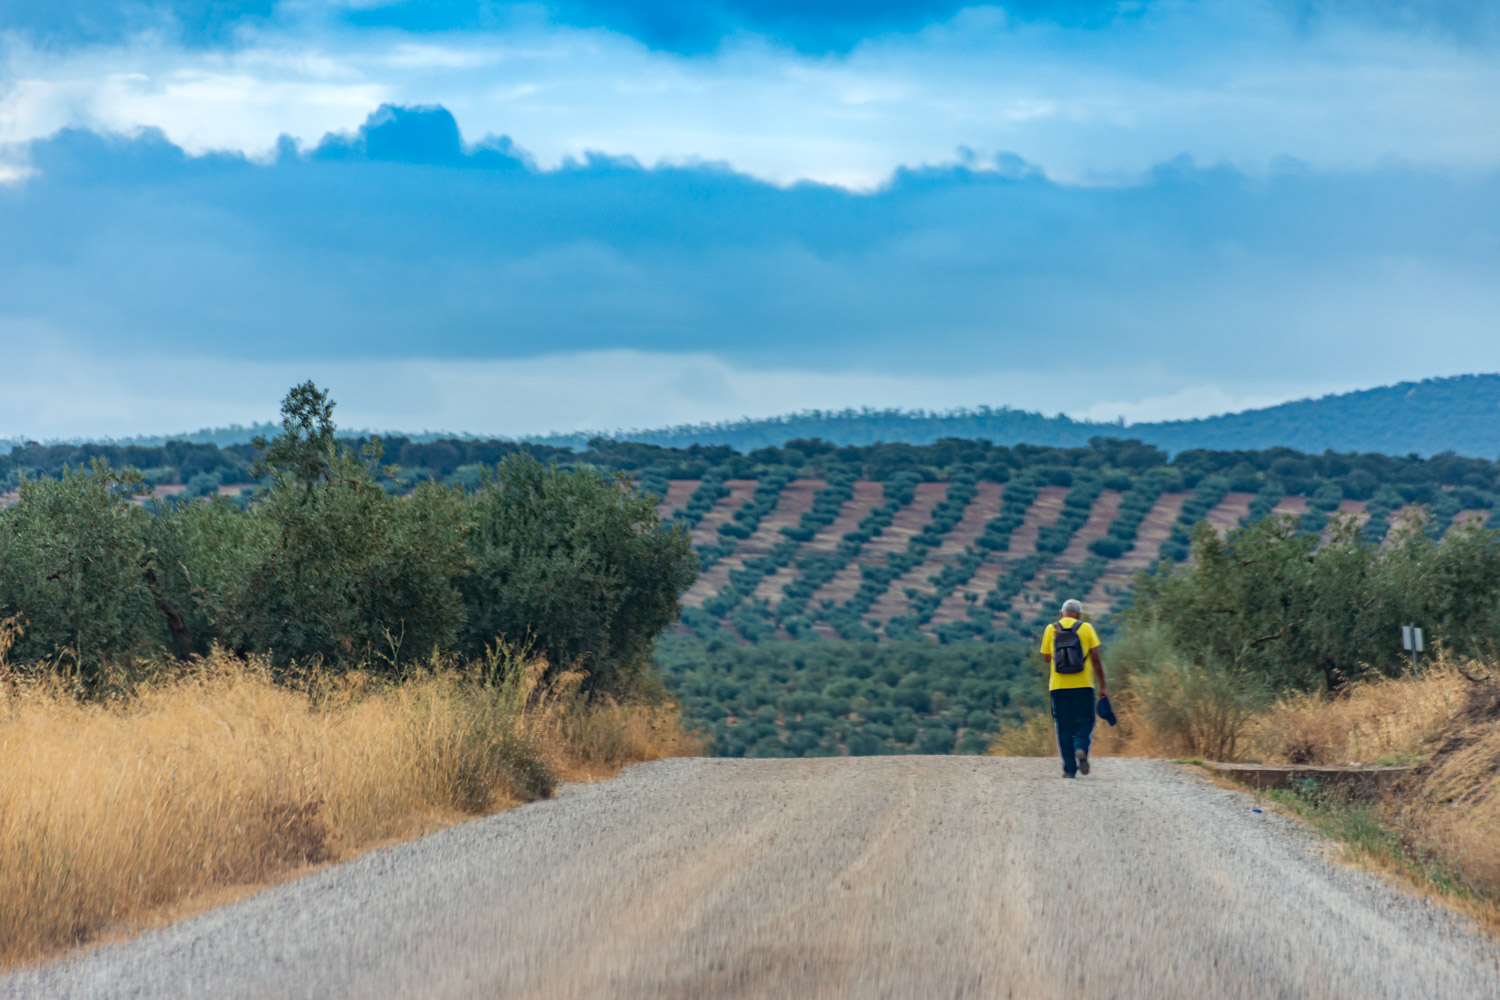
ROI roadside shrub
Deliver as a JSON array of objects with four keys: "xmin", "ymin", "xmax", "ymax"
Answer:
[
  {"xmin": 1133, "ymin": 512, "xmax": 1500, "ymax": 694},
  {"xmin": 1133, "ymin": 661, "xmax": 1267, "ymax": 761},
  {"xmin": 0, "ymin": 463, "xmax": 162, "ymax": 684},
  {"xmin": 460, "ymin": 453, "xmax": 697, "ymax": 694},
  {"xmin": 237, "ymin": 384, "xmax": 473, "ymax": 672},
  {"xmin": 1096, "ymin": 614, "xmax": 1268, "ymax": 761}
]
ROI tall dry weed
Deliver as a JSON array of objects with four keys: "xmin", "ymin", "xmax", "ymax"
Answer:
[
  {"xmin": 1384, "ymin": 674, "xmax": 1500, "ymax": 898},
  {"xmin": 0, "ymin": 646, "xmax": 697, "ymax": 966},
  {"xmin": 988, "ymin": 691, "xmax": 1164, "ymax": 761},
  {"xmin": 989, "ymin": 650, "xmax": 1477, "ymax": 766},
  {"xmin": 988, "ymin": 711, "xmax": 1057, "ymax": 757},
  {"xmin": 1132, "ymin": 663, "xmax": 1268, "ymax": 761},
  {"xmin": 1250, "ymin": 660, "xmax": 1471, "ymax": 765},
  {"xmin": 539, "ymin": 695, "xmax": 704, "ymax": 780}
]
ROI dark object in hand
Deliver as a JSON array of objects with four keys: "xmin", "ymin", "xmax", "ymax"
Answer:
[{"xmin": 1096, "ymin": 695, "xmax": 1118, "ymax": 727}]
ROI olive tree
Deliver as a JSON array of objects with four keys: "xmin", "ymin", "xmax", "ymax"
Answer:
[
  {"xmin": 0, "ymin": 462, "xmax": 161, "ymax": 681},
  {"xmin": 144, "ymin": 493, "xmax": 269, "ymax": 659},
  {"xmin": 1132, "ymin": 510, "xmax": 1500, "ymax": 694},
  {"xmin": 236, "ymin": 382, "xmax": 471, "ymax": 671},
  {"xmin": 459, "ymin": 454, "xmax": 696, "ymax": 694}
]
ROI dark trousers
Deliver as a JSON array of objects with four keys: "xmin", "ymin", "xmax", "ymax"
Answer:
[{"xmin": 1051, "ymin": 687, "xmax": 1096, "ymax": 774}]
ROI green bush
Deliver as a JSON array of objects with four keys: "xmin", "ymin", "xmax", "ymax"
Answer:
[
  {"xmin": 145, "ymin": 492, "xmax": 268, "ymax": 658},
  {"xmin": 228, "ymin": 384, "xmax": 473, "ymax": 672},
  {"xmin": 0, "ymin": 384, "xmax": 699, "ymax": 699},
  {"xmin": 1131, "ymin": 511, "xmax": 1500, "ymax": 693},
  {"xmin": 0, "ymin": 463, "xmax": 162, "ymax": 681},
  {"xmin": 461, "ymin": 453, "xmax": 696, "ymax": 693},
  {"xmin": 1089, "ymin": 537, "xmax": 1127, "ymax": 558},
  {"xmin": 1134, "ymin": 654, "xmax": 1268, "ymax": 761}
]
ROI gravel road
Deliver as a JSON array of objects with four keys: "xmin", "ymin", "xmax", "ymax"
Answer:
[{"xmin": 6, "ymin": 756, "xmax": 1498, "ymax": 999}]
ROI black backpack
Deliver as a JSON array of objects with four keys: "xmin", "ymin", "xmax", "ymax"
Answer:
[{"xmin": 1052, "ymin": 620, "xmax": 1086, "ymax": 674}]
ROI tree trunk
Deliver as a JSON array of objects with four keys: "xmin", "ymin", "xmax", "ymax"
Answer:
[{"xmin": 143, "ymin": 567, "xmax": 197, "ymax": 661}]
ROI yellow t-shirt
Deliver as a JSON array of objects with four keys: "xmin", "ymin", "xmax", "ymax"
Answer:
[{"xmin": 1041, "ymin": 617, "xmax": 1100, "ymax": 691}]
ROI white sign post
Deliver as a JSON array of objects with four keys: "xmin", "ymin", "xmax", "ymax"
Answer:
[{"xmin": 1401, "ymin": 625, "xmax": 1424, "ymax": 679}]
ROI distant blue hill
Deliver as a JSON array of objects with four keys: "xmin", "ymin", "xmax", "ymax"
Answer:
[
  {"xmin": 527, "ymin": 374, "xmax": 1500, "ymax": 458},
  {"xmin": 6, "ymin": 374, "xmax": 1497, "ymax": 459}
]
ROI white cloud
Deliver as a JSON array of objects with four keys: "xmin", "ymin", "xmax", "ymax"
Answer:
[{"xmin": 3, "ymin": 0, "xmax": 1499, "ymax": 187}]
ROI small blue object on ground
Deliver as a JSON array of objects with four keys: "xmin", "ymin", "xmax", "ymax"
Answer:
[{"xmin": 1252, "ymin": 808, "xmax": 1263, "ymax": 813}]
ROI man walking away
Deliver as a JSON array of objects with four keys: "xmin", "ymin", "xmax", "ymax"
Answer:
[{"xmin": 1040, "ymin": 599, "xmax": 1109, "ymax": 778}]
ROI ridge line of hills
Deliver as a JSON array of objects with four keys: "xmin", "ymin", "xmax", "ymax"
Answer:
[{"xmin": 4, "ymin": 374, "xmax": 1498, "ymax": 459}]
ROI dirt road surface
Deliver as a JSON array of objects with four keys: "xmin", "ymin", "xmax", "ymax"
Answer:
[{"xmin": 6, "ymin": 757, "xmax": 1498, "ymax": 999}]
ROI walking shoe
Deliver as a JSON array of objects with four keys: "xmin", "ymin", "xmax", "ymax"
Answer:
[
  {"xmin": 1075, "ymin": 748, "xmax": 1090, "ymax": 775},
  {"xmin": 1062, "ymin": 771, "xmax": 1077, "ymax": 779}
]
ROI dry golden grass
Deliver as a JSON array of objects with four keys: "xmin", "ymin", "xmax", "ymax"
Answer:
[
  {"xmin": 987, "ymin": 710, "xmax": 1056, "ymax": 757},
  {"xmin": 988, "ymin": 689, "xmax": 1161, "ymax": 760},
  {"xmin": 993, "ymin": 656, "xmax": 1480, "ymax": 766},
  {"xmin": 540, "ymin": 698, "xmax": 704, "ymax": 782},
  {"xmin": 1249, "ymin": 663, "xmax": 1472, "ymax": 765},
  {"xmin": 1384, "ymin": 675, "xmax": 1500, "ymax": 900},
  {"xmin": 0, "ymin": 644, "xmax": 700, "ymax": 967}
]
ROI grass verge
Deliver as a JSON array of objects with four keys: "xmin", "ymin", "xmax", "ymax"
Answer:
[
  {"xmin": 0, "ymin": 650, "xmax": 700, "ymax": 967},
  {"xmin": 1256, "ymin": 777, "xmax": 1499, "ymax": 932}
]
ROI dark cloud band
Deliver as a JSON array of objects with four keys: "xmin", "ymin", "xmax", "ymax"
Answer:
[
  {"xmin": 4, "ymin": 104, "xmax": 1496, "ymax": 385},
  {"xmin": 7, "ymin": 1, "xmax": 1494, "ymax": 53}
]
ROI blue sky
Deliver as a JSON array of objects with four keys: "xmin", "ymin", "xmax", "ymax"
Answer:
[{"xmin": 1, "ymin": 1, "xmax": 1497, "ymax": 439}]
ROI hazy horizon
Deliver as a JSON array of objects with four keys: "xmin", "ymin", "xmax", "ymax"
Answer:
[{"xmin": 3, "ymin": 372, "xmax": 1490, "ymax": 451}]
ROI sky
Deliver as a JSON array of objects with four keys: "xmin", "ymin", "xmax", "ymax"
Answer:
[{"xmin": 1, "ymin": 0, "xmax": 1497, "ymax": 440}]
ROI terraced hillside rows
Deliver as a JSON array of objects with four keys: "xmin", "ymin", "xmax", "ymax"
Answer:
[
  {"xmin": 925, "ymin": 485, "xmax": 1067, "ymax": 634},
  {"xmin": 865, "ymin": 481, "xmax": 1004, "ymax": 623},
  {"xmin": 661, "ymin": 476, "xmax": 1478, "ymax": 644},
  {"xmin": 681, "ymin": 479, "xmax": 824, "ymax": 609},
  {"xmin": 750, "ymin": 481, "xmax": 885, "ymax": 610},
  {"xmin": 804, "ymin": 482, "xmax": 950, "ymax": 613},
  {"xmin": 1082, "ymin": 491, "xmax": 1187, "ymax": 612},
  {"xmin": 16, "ymin": 435, "xmax": 1494, "ymax": 645}
]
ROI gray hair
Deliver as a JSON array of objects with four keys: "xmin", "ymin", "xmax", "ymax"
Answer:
[{"xmin": 1060, "ymin": 599, "xmax": 1083, "ymax": 618}]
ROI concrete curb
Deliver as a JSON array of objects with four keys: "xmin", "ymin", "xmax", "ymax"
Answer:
[{"xmin": 1203, "ymin": 762, "xmax": 1411, "ymax": 798}]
